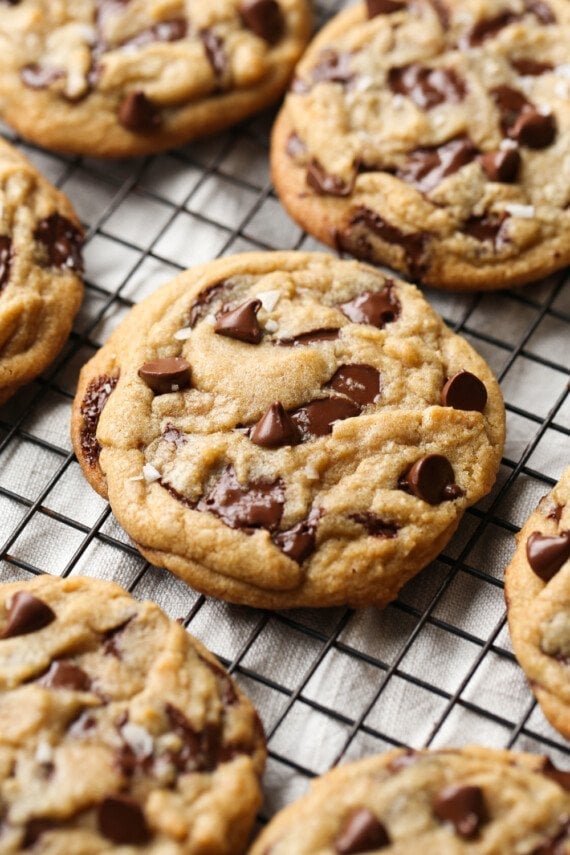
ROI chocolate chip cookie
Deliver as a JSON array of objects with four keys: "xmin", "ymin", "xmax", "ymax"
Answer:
[
  {"xmin": 249, "ymin": 746, "xmax": 570, "ymax": 854},
  {"xmin": 0, "ymin": 1, "xmax": 312, "ymax": 158},
  {"xmin": 0, "ymin": 137, "xmax": 83, "ymax": 405},
  {"xmin": 272, "ymin": 0, "xmax": 570, "ymax": 290},
  {"xmin": 505, "ymin": 466, "xmax": 570, "ymax": 739},
  {"xmin": 71, "ymin": 252, "xmax": 504, "ymax": 609},
  {"xmin": 0, "ymin": 574, "xmax": 266, "ymax": 853}
]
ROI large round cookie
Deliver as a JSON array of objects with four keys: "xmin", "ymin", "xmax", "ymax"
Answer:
[
  {"xmin": 249, "ymin": 746, "xmax": 570, "ymax": 853},
  {"xmin": 271, "ymin": 0, "xmax": 570, "ymax": 291},
  {"xmin": 0, "ymin": 137, "xmax": 83, "ymax": 406},
  {"xmin": 71, "ymin": 252, "xmax": 504, "ymax": 609},
  {"xmin": 0, "ymin": 574, "xmax": 266, "ymax": 853},
  {"xmin": 0, "ymin": 1, "xmax": 312, "ymax": 158},
  {"xmin": 505, "ymin": 466, "xmax": 570, "ymax": 740}
]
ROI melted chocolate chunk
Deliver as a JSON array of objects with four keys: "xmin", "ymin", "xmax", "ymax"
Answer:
[
  {"xmin": 165, "ymin": 704, "xmax": 221, "ymax": 772},
  {"xmin": 339, "ymin": 285, "xmax": 401, "ymax": 328},
  {"xmin": 311, "ymin": 48, "xmax": 354, "ymax": 86},
  {"xmin": 525, "ymin": 1, "xmax": 556, "ymax": 24},
  {"xmin": 196, "ymin": 466, "xmax": 285, "ymax": 531},
  {"xmin": 511, "ymin": 58, "xmax": 553, "ymax": 76},
  {"xmin": 388, "ymin": 64, "xmax": 465, "ymax": 110},
  {"xmin": 2, "ymin": 592, "xmax": 55, "ymax": 639},
  {"xmin": 189, "ymin": 282, "xmax": 226, "ymax": 327},
  {"xmin": 138, "ymin": 357, "xmax": 191, "ymax": 394},
  {"xmin": 462, "ymin": 214, "xmax": 507, "ymax": 244},
  {"xmin": 307, "ymin": 160, "xmax": 356, "ymax": 197},
  {"xmin": 347, "ymin": 207, "xmax": 428, "ymax": 276},
  {"xmin": 80, "ymin": 374, "xmax": 119, "ymax": 467},
  {"xmin": 397, "ymin": 136, "xmax": 478, "ymax": 193},
  {"xmin": 98, "ymin": 795, "xmax": 151, "ymax": 845},
  {"xmin": 276, "ymin": 328, "xmax": 340, "ymax": 346},
  {"xmin": 367, "ymin": 0, "xmax": 405, "ymax": 16},
  {"xmin": 201, "ymin": 29, "xmax": 227, "ymax": 78},
  {"xmin": 198, "ymin": 653, "xmax": 239, "ymax": 706},
  {"xmin": 466, "ymin": 12, "xmax": 518, "ymax": 46},
  {"xmin": 526, "ymin": 531, "xmax": 570, "ymax": 581},
  {"xmin": 250, "ymin": 402, "xmax": 300, "ymax": 448},
  {"xmin": 290, "ymin": 397, "xmax": 360, "ymax": 439},
  {"xmin": 35, "ymin": 213, "xmax": 84, "ymax": 272},
  {"xmin": 441, "ymin": 370, "xmax": 487, "ymax": 412},
  {"xmin": 350, "ymin": 513, "xmax": 399, "ymax": 538},
  {"xmin": 335, "ymin": 809, "xmax": 390, "ymax": 853},
  {"xmin": 0, "ymin": 236, "xmax": 12, "ymax": 291},
  {"xmin": 215, "ymin": 299, "xmax": 262, "ymax": 344},
  {"xmin": 328, "ymin": 364, "xmax": 381, "ymax": 406},
  {"xmin": 102, "ymin": 618, "xmax": 133, "ymax": 658},
  {"xmin": 118, "ymin": 91, "xmax": 162, "ymax": 133},
  {"xmin": 401, "ymin": 454, "xmax": 461, "ymax": 505},
  {"xmin": 531, "ymin": 825, "xmax": 570, "ymax": 855},
  {"xmin": 22, "ymin": 820, "xmax": 58, "ymax": 849},
  {"xmin": 20, "ymin": 64, "xmax": 64, "ymax": 90},
  {"xmin": 39, "ymin": 660, "xmax": 91, "ymax": 691},
  {"xmin": 286, "ymin": 132, "xmax": 307, "ymax": 158},
  {"xmin": 122, "ymin": 17, "xmax": 187, "ymax": 48},
  {"xmin": 433, "ymin": 784, "xmax": 487, "ymax": 838},
  {"xmin": 272, "ymin": 508, "xmax": 321, "ymax": 563},
  {"xmin": 541, "ymin": 758, "xmax": 570, "ymax": 792},
  {"xmin": 480, "ymin": 146, "xmax": 521, "ymax": 183},
  {"xmin": 240, "ymin": 0, "xmax": 284, "ymax": 43}
]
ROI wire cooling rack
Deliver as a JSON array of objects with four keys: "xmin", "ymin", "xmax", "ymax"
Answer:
[{"xmin": 0, "ymin": 0, "xmax": 569, "ymax": 827}]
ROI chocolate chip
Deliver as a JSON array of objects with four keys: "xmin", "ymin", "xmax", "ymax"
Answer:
[
  {"xmin": 0, "ymin": 236, "xmax": 12, "ymax": 291},
  {"xmin": 80, "ymin": 374, "xmax": 119, "ymax": 467},
  {"xmin": 433, "ymin": 784, "xmax": 487, "ymax": 838},
  {"xmin": 20, "ymin": 64, "xmax": 64, "ymax": 89},
  {"xmin": 388, "ymin": 64, "xmax": 465, "ymax": 110},
  {"xmin": 272, "ymin": 509, "xmax": 321, "ymax": 563},
  {"xmin": 286, "ymin": 132, "xmax": 307, "ymax": 158},
  {"xmin": 2, "ymin": 592, "xmax": 55, "ymax": 639},
  {"xmin": 402, "ymin": 454, "xmax": 459, "ymax": 505},
  {"xmin": 511, "ymin": 58, "xmax": 553, "ymax": 76},
  {"xmin": 215, "ymin": 299, "xmax": 262, "ymax": 344},
  {"xmin": 480, "ymin": 147, "xmax": 520, "ymax": 182},
  {"xmin": 307, "ymin": 160, "xmax": 356, "ymax": 197},
  {"xmin": 196, "ymin": 466, "xmax": 285, "ymax": 531},
  {"xmin": 462, "ymin": 214, "xmax": 507, "ymax": 244},
  {"xmin": 328, "ymin": 364, "xmax": 381, "ymax": 406},
  {"xmin": 350, "ymin": 513, "xmax": 399, "ymax": 538},
  {"xmin": 347, "ymin": 207, "xmax": 428, "ymax": 277},
  {"xmin": 541, "ymin": 758, "xmax": 570, "ymax": 792},
  {"xmin": 201, "ymin": 29, "xmax": 227, "ymax": 77},
  {"xmin": 276, "ymin": 328, "xmax": 340, "ymax": 346},
  {"xmin": 39, "ymin": 661, "xmax": 91, "ymax": 691},
  {"xmin": 138, "ymin": 357, "xmax": 191, "ymax": 395},
  {"xmin": 290, "ymin": 397, "xmax": 360, "ymax": 439},
  {"xmin": 118, "ymin": 91, "xmax": 162, "ymax": 133},
  {"xmin": 366, "ymin": 0, "xmax": 405, "ymax": 17},
  {"xmin": 250, "ymin": 402, "xmax": 300, "ymax": 448},
  {"xmin": 34, "ymin": 213, "xmax": 84, "ymax": 272},
  {"xmin": 339, "ymin": 286, "xmax": 401, "ymax": 328},
  {"xmin": 122, "ymin": 17, "xmax": 187, "ymax": 48},
  {"xmin": 335, "ymin": 809, "xmax": 390, "ymax": 853},
  {"xmin": 526, "ymin": 531, "xmax": 570, "ymax": 581},
  {"xmin": 441, "ymin": 370, "xmax": 487, "ymax": 412},
  {"xmin": 98, "ymin": 795, "xmax": 150, "ymax": 845},
  {"xmin": 240, "ymin": 0, "xmax": 284, "ymax": 43},
  {"xmin": 398, "ymin": 136, "xmax": 478, "ymax": 193},
  {"xmin": 510, "ymin": 109, "xmax": 556, "ymax": 149}
]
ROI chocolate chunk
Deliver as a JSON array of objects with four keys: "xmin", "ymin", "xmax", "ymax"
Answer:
[
  {"xmin": 34, "ymin": 213, "xmax": 84, "ymax": 272},
  {"xmin": 328, "ymin": 364, "xmax": 381, "ymax": 406},
  {"xmin": 201, "ymin": 29, "xmax": 227, "ymax": 77},
  {"xmin": 250, "ymin": 402, "xmax": 300, "ymax": 448},
  {"xmin": 541, "ymin": 758, "xmax": 570, "ymax": 792},
  {"xmin": 480, "ymin": 147, "xmax": 520, "ymax": 183},
  {"xmin": 511, "ymin": 58, "xmax": 553, "ymax": 76},
  {"xmin": 189, "ymin": 282, "xmax": 226, "ymax": 327},
  {"xmin": 398, "ymin": 136, "xmax": 478, "ymax": 193},
  {"xmin": 466, "ymin": 12, "xmax": 517, "ymax": 46},
  {"xmin": 525, "ymin": 1, "xmax": 556, "ymax": 24},
  {"xmin": 402, "ymin": 454, "xmax": 459, "ymax": 505},
  {"xmin": 0, "ymin": 236, "xmax": 12, "ymax": 291},
  {"xmin": 138, "ymin": 357, "xmax": 191, "ymax": 394},
  {"xmin": 39, "ymin": 661, "xmax": 91, "ymax": 691},
  {"xmin": 307, "ymin": 159, "xmax": 356, "ymax": 197},
  {"xmin": 290, "ymin": 397, "xmax": 360, "ymax": 439},
  {"xmin": 240, "ymin": 0, "xmax": 284, "ymax": 43},
  {"xmin": 98, "ymin": 795, "xmax": 150, "ymax": 845},
  {"xmin": 80, "ymin": 374, "xmax": 119, "ymax": 467},
  {"xmin": 311, "ymin": 48, "xmax": 354, "ymax": 86},
  {"xmin": 102, "ymin": 618, "xmax": 133, "ymax": 658},
  {"xmin": 2, "ymin": 592, "xmax": 55, "ymax": 638},
  {"xmin": 286, "ymin": 132, "xmax": 307, "ymax": 158},
  {"xmin": 433, "ymin": 784, "xmax": 487, "ymax": 838},
  {"xmin": 122, "ymin": 17, "xmax": 187, "ymax": 48},
  {"xmin": 215, "ymin": 299, "xmax": 262, "ymax": 344},
  {"xmin": 196, "ymin": 466, "xmax": 285, "ymax": 531},
  {"xmin": 335, "ymin": 809, "xmax": 390, "ymax": 853},
  {"xmin": 388, "ymin": 64, "xmax": 465, "ymax": 110},
  {"xmin": 366, "ymin": 0, "xmax": 405, "ymax": 16},
  {"xmin": 165, "ymin": 704, "xmax": 221, "ymax": 772},
  {"xmin": 272, "ymin": 508, "xmax": 321, "ymax": 563},
  {"xmin": 510, "ymin": 109, "xmax": 556, "ymax": 149},
  {"xmin": 22, "ymin": 820, "xmax": 58, "ymax": 849},
  {"xmin": 276, "ymin": 328, "xmax": 340, "ymax": 346},
  {"xmin": 441, "ymin": 370, "xmax": 487, "ymax": 412},
  {"xmin": 20, "ymin": 64, "xmax": 64, "ymax": 89},
  {"xmin": 491, "ymin": 85, "xmax": 531, "ymax": 134},
  {"xmin": 463, "ymin": 214, "xmax": 507, "ymax": 244},
  {"xmin": 350, "ymin": 513, "xmax": 399, "ymax": 538},
  {"xmin": 347, "ymin": 207, "xmax": 428, "ymax": 276},
  {"xmin": 118, "ymin": 91, "xmax": 162, "ymax": 133},
  {"xmin": 526, "ymin": 531, "xmax": 570, "ymax": 581},
  {"xmin": 339, "ymin": 286, "xmax": 401, "ymax": 328}
]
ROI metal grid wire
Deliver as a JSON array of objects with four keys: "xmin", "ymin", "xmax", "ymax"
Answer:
[{"xmin": 0, "ymin": 0, "xmax": 569, "ymax": 827}]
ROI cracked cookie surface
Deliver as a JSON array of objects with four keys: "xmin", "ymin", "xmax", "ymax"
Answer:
[
  {"xmin": 0, "ymin": 0, "xmax": 311, "ymax": 157},
  {"xmin": 505, "ymin": 466, "xmax": 570, "ymax": 739},
  {"xmin": 72, "ymin": 252, "xmax": 504, "ymax": 609},
  {"xmin": 0, "ymin": 137, "xmax": 83, "ymax": 405},
  {"xmin": 0, "ymin": 574, "xmax": 266, "ymax": 854},
  {"xmin": 271, "ymin": 0, "xmax": 570, "ymax": 290},
  {"xmin": 249, "ymin": 746, "xmax": 570, "ymax": 854}
]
